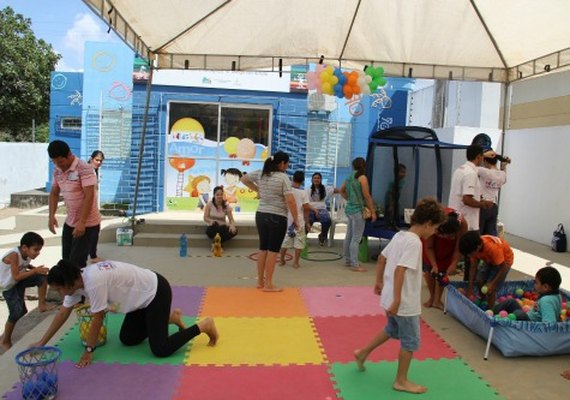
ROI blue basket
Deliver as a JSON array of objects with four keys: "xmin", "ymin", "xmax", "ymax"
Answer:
[{"xmin": 15, "ymin": 346, "xmax": 62, "ymax": 400}]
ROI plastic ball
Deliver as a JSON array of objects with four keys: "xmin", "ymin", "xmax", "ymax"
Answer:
[
  {"xmin": 40, "ymin": 371, "xmax": 58, "ymax": 389},
  {"xmin": 522, "ymin": 305, "xmax": 531, "ymax": 313},
  {"xmin": 468, "ymin": 294, "xmax": 476, "ymax": 302},
  {"xmin": 22, "ymin": 381, "xmax": 36, "ymax": 399},
  {"xmin": 515, "ymin": 288, "xmax": 524, "ymax": 298},
  {"xmin": 480, "ymin": 301, "xmax": 488, "ymax": 309},
  {"xmin": 498, "ymin": 310, "xmax": 508, "ymax": 318},
  {"xmin": 485, "ymin": 309, "xmax": 494, "ymax": 317},
  {"xmin": 507, "ymin": 313, "xmax": 516, "ymax": 321},
  {"xmin": 480, "ymin": 286, "xmax": 488, "ymax": 294},
  {"xmin": 561, "ymin": 309, "xmax": 567, "ymax": 315}
]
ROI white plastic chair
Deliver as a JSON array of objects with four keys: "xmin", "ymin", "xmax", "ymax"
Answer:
[{"xmin": 328, "ymin": 194, "xmax": 347, "ymax": 247}]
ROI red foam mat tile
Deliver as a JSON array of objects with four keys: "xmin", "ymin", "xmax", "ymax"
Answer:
[
  {"xmin": 173, "ymin": 364, "xmax": 340, "ymax": 400},
  {"xmin": 313, "ymin": 314, "xmax": 457, "ymax": 363}
]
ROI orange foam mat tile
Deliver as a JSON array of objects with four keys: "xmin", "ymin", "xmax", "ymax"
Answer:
[
  {"xmin": 200, "ymin": 287, "xmax": 309, "ymax": 317},
  {"xmin": 185, "ymin": 317, "xmax": 326, "ymax": 366}
]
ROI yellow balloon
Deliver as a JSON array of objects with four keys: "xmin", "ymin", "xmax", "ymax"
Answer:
[
  {"xmin": 224, "ymin": 136, "xmax": 240, "ymax": 156},
  {"xmin": 325, "ymin": 66, "xmax": 334, "ymax": 75},
  {"xmin": 330, "ymin": 75, "xmax": 339, "ymax": 85},
  {"xmin": 260, "ymin": 147, "xmax": 269, "ymax": 160}
]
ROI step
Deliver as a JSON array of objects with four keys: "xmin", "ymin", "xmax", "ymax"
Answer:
[
  {"xmin": 135, "ymin": 220, "xmax": 258, "ymax": 236},
  {"xmin": 133, "ymin": 233, "xmax": 260, "ymax": 248}
]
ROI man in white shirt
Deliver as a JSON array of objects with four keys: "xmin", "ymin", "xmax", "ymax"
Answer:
[
  {"xmin": 448, "ymin": 145, "xmax": 494, "ymax": 231},
  {"xmin": 448, "ymin": 144, "xmax": 494, "ymax": 282}
]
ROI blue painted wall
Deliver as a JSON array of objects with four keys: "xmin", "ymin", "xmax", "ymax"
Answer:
[{"xmin": 47, "ymin": 72, "xmax": 83, "ymax": 191}]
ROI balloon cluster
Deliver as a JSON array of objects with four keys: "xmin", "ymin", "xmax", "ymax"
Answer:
[{"xmin": 306, "ymin": 64, "xmax": 386, "ymax": 99}]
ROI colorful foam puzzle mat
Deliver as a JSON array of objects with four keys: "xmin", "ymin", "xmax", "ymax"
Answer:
[{"xmin": 3, "ymin": 286, "xmax": 504, "ymax": 399}]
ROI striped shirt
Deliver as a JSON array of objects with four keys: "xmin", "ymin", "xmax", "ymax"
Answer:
[
  {"xmin": 248, "ymin": 170, "xmax": 292, "ymax": 217},
  {"xmin": 53, "ymin": 156, "xmax": 101, "ymax": 228}
]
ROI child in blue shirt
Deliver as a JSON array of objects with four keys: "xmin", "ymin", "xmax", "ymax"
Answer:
[{"xmin": 493, "ymin": 266, "xmax": 562, "ymax": 323}]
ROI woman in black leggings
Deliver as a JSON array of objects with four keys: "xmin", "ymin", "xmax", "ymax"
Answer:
[{"xmin": 33, "ymin": 259, "xmax": 218, "ymax": 368}]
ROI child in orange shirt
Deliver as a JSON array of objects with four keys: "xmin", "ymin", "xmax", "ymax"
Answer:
[{"xmin": 459, "ymin": 231, "xmax": 513, "ymax": 308}]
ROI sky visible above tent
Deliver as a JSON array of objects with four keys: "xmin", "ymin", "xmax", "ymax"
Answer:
[{"xmin": 83, "ymin": 0, "xmax": 570, "ymax": 83}]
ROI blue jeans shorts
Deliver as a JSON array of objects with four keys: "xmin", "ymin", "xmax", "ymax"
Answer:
[
  {"xmin": 384, "ymin": 314, "xmax": 421, "ymax": 352},
  {"xmin": 2, "ymin": 274, "xmax": 46, "ymax": 323}
]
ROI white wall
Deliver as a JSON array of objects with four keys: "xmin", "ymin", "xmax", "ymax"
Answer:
[
  {"xmin": 500, "ymin": 126, "xmax": 570, "ymax": 245},
  {"xmin": 0, "ymin": 143, "xmax": 48, "ymax": 206}
]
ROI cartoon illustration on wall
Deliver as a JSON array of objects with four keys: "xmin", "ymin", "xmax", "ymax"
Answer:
[
  {"xmin": 184, "ymin": 175, "xmax": 211, "ymax": 210},
  {"xmin": 168, "ymin": 156, "xmax": 196, "ymax": 197},
  {"xmin": 224, "ymin": 136, "xmax": 267, "ymax": 166},
  {"xmin": 166, "ymin": 107, "xmax": 268, "ymax": 212}
]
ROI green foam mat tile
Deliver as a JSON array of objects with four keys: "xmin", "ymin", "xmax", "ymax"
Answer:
[
  {"xmin": 56, "ymin": 313, "xmax": 197, "ymax": 365},
  {"xmin": 330, "ymin": 358, "xmax": 504, "ymax": 399}
]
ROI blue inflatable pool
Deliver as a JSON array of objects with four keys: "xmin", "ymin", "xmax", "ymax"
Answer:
[{"xmin": 445, "ymin": 280, "xmax": 570, "ymax": 358}]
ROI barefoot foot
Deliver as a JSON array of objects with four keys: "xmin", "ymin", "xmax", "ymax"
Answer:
[
  {"xmin": 432, "ymin": 302, "xmax": 444, "ymax": 310},
  {"xmin": 197, "ymin": 317, "xmax": 219, "ymax": 346},
  {"xmin": 292, "ymin": 263, "xmax": 300, "ymax": 269},
  {"xmin": 354, "ymin": 349, "xmax": 366, "ymax": 371},
  {"xmin": 423, "ymin": 300, "xmax": 433, "ymax": 308},
  {"xmin": 169, "ymin": 308, "xmax": 187, "ymax": 330},
  {"xmin": 262, "ymin": 286, "xmax": 283, "ymax": 292},
  {"xmin": 393, "ymin": 380, "xmax": 428, "ymax": 394},
  {"xmin": 279, "ymin": 259, "xmax": 286, "ymax": 266}
]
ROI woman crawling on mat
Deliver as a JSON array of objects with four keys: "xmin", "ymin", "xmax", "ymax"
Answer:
[{"xmin": 32, "ymin": 259, "xmax": 218, "ymax": 368}]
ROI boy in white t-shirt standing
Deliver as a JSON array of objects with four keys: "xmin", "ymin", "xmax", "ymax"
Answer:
[
  {"xmin": 280, "ymin": 171, "xmax": 311, "ymax": 269},
  {"xmin": 354, "ymin": 197, "xmax": 445, "ymax": 395}
]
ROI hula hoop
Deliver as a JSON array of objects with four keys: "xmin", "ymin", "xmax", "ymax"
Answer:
[{"xmin": 301, "ymin": 250, "xmax": 343, "ymax": 262}]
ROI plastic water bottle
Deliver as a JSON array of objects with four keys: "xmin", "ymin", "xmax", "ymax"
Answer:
[
  {"xmin": 179, "ymin": 233, "xmax": 188, "ymax": 257},
  {"xmin": 287, "ymin": 223, "xmax": 296, "ymax": 238}
]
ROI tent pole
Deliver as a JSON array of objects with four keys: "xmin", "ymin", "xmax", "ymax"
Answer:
[
  {"xmin": 131, "ymin": 65, "xmax": 154, "ymax": 232},
  {"xmin": 500, "ymin": 82, "xmax": 511, "ymax": 156}
]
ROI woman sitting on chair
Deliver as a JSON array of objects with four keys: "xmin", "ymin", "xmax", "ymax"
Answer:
[
  {"xmin": 203, "ymin": 186, "xmax": 237, "ymax": 244},
  {"xmin": 306, "ymin": 172, "xmax": 338, "ymax": 246}
]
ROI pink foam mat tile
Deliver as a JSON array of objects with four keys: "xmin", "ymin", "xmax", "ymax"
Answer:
[
  {"xmin": 3, "ymin": 362, "xmax": 182, "ymax": 400},
  {"xmin": 313, "ymin": 315, "xmax": 457, "ymax": 363},
  {"xmin": 173, "ymin": 364, "xmax": 340, "ymax": 400},
  {"xmin": 300, "ymin": 286, "xmax": 384, "ymax": 317}
]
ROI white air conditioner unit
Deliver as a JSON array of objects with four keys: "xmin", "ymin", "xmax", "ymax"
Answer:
[{"xmin": 307, "ymin": 92, "xmax": 337, "ymax": 112}]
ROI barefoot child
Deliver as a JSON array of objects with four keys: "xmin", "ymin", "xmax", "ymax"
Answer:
[
  {"xmin": 354, "ymin": 197, "xmax": 445, "ymax": 394},
  {"xmin": 1, "ymin": 232, "xmax": 52, "ymax": 351},
  {"xmin": 33, "ymin": 259, "xmax": 218, "ymax": 368},
  {"xmin": 279, "ymin": 171, "xmax": 311, "ymax": 269},
  {"xmin": 422, "ymin": 209, "xmax": 467, "ymax": 310}
]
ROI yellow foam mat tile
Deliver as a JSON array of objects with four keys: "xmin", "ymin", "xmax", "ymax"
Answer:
[{"xmin": 185, "ymin": 317, "xmax": 325, "ymax": 366}]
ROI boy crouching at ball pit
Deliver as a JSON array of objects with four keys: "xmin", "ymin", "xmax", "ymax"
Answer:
[
  {"xmin": 459, "ymin": 231, "xmax": 513, "ymax": 308},
  {"xmin": 492, "ymin": 266, "xmax": 563, "ymax": 323},
  {"xmin": 1, "ymin": 232, "xmax": 54, "ymax": 351},
  {"xmin": 354, "ymin": 197, "xmax": 446, "ymax": 395}
]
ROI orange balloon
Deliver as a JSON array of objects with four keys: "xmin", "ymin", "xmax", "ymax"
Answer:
[{"xmin": 352, "ymin": 85, "xmax": 361, "ymax": 95}]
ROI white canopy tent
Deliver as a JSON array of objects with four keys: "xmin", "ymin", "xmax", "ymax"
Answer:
[
  {"xmin": 81, "ymin": 0, "xmax": 570, "ymax": 223},
  {"xmin": 83, "ymin": 0, "xmax": 570, "ymax": 83}
]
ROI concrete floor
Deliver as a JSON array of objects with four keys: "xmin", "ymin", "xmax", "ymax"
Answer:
[{"xmin": 0, "ymin": 207, "xmax": 569, "ymax": 399}]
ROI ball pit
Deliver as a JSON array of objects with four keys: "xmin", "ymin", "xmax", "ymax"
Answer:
[{"xmin": 445, "ymin": 280, "xmax": 570, "ymax": 358}]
